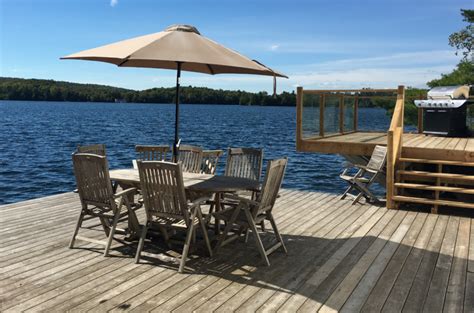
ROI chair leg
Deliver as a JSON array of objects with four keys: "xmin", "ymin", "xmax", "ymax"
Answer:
[
  {"xmin": 244, "ymin": 209, "xmax": 270, "ymax": 266},
  {"xmin": 179, "ymin": 222, "xmax": 195, "ymax": 273},
  {"xmin": 351, "ymin": 192, "xmax": 363, "ymax": 205},
  {"xmin": 267, "ymin": 212, "xmax": 287, "ymax": 254},
  {"xmin": 197, "ymin": 209, "xmax": 213, "ymax": 257},
  {"xmin": 135, "ymin": 222, "xmax": 149, "ymax": 264},
  {"xmin": 104, "ymin": 211, "xmax": 121, "ymax": 257},
  {"xmin": 340, "ymin": 185, "xmax": 353, "ymax": 200},
  {"xmin": 244, "ymin": 229, "xmax": 250, "ymax": 243},
  {"xmin": 214, "ymin": 206, "xmax": 240, "ymax": 253},
  {"xmin": 69, "ymin": 210, "xmax": 85, "ymax": 249}
]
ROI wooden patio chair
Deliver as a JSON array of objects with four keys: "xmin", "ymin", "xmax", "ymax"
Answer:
[
  {"xmin": 225, "ymin": 147, "xmax": 263, "ymax": 181},
  {"xmin": 340, "ymin": 145, "xmax": 387, "ymax": 205},
  {"xmin": 200, "ymin": 149, "xmax": 224, "ymax": 175},
  {"xmin": 220, "ymin": 147, "xmax": 264, "ymax": 230},
  {"xmin": 77, "ymin": 144, "xmax": 106, "ymax": 156},
  {"xmin": 177, "ymin": 145, "xmax": 203, "ymax": 173},
  {"xmin": 70, "ymin": 153, "xmax": 141, "ymax": 256},
  {"xmin": 213, "ymin": 158, "xmax": 288, "ymax": 266},
  {"xmin": 135, "ymin": 160, "xmax": 213, "ymax": 273},
  {"xmin": 135, "ymin": 145, "xmax": 170, "ymax": 161}
]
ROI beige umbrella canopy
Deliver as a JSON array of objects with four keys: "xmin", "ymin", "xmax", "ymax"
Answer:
[{"xmin": 61, "ymin": 24, "xmax": 287, "ymax": 159}]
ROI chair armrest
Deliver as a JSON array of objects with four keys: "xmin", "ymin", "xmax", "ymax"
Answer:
[
  {"xmin": 114, "ymin": 188, "xmax": 138, "ymax": 199},
  {"xmin": 189, "ymin": 196, "xmax": 211, "ymax": 208},
  {"xmin": 222, "ymin": 193, "xmax": 259, "ymax": 206},
  {"xmin": 342, "ymin": 161, "xmax": 354, "ymax": 169},
  {"xmin": 353, "ymin": 164, "xmax": 378, "ymax": 174}
]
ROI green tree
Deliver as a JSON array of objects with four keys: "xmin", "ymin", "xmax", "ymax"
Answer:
[{"xmin": 448, "ymin": 9, "xmax": 473, "ymax": 60}]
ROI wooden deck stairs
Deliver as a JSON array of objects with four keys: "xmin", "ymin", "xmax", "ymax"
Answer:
[
  {"xmin": 295, "ymin": 85, "xmax": 474, "ymax": 213},
  {"xmin": 393, "ymin": 157, "xmax": 474, "ymax": 213}
]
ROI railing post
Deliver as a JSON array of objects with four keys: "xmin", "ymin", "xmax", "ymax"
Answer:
[
  {"xmin": 418, "ymin": 107, "xmax": 423, "ymax": 134},
  {"xmin": 398, "ymin": 85, "xmax": 405, "ymax": 160},
  {"xmin": 354, "ymin": 95, "xmax": 359, "ymax": 132},
  {"xmin": 339, "ymin": 95, "xmax": 344, "ymax": 133},
  {"xmin": 319, "ymin": 94, "xmax": 325, "ymax": 137},
  {"xmin": 296, "ymin": 87, "xmax": 303, "ymax": 151},
  {"xmin": 387, "ymin": 130, "xmax": 394, "ymax": 209}
]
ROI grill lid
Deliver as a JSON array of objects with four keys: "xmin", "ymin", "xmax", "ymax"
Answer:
[{"xmin": 414, "ymin": 85, "xmax": 470, "ymax": 108}]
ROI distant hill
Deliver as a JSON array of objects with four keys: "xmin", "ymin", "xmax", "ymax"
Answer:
[{"xmin": 0, "ymin": 77, "xmax": 296, "ymax": 106}]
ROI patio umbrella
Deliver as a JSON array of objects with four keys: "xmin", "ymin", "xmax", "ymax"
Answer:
[{"xmin": 61, "ymin": 24, "xmax": 287, "ymax": 160}]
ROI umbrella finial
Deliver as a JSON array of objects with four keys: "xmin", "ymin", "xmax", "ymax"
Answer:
[{"xmin": 165, "ymin": 24, "xmax": 200, "ymax": 35}]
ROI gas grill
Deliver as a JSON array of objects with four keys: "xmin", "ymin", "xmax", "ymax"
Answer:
[{"xmin": 414, "ymin": 85, "xmax": 472, "ymax": 137}]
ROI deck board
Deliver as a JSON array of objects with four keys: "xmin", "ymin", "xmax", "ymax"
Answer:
[
  {"xmin": 0, "ymin": 191, "xmax": 472, "ymax": 312},
  {"xmin": 300, "ymin": 132, "xmax": 474, "ymax": 162}
]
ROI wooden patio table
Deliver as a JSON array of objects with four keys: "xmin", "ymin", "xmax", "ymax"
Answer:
[{"xmin": 109, "ymin": 168, "xmax": 260, "ymax": 234}]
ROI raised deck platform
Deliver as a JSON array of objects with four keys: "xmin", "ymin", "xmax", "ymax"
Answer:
[
  {"xmin": 299, "ymin": 132, "xmax": 474, "ymax": 162},
  {"xmin": 1, "ymin": 191, "xmax": 473, "ymax": 312}
]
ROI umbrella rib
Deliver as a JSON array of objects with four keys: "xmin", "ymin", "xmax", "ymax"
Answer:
[
  {"xmin": 206, "ymin": 64, "xmax": 215, "ymax": 75},
  {"xmin": 117, "ymin": 57, "xmax": 130, "ymax": 67}
]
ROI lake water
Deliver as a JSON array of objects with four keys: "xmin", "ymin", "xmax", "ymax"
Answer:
[{"xmin": 0, "ymin": 101, "xmax": 391, "ymax": 205}]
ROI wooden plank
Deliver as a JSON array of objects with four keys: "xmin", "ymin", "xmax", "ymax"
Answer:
[
  {"xmin": 399, "ymin": 158, "xmax": 474, "ymax": 167},
  {"xmin": 232, "ymin": 205, "xmax": 383, "ymax": 313},
  {"xmin": 338, "ymin": 212, "xmax": 420, "ymax": 312},
  {"xmin": 105, "ymin": 192, "xmax": 340, "ymax": 312},
  {"xmin": 454, "ymin": 138, "xmax": 469, "ymax": 151},
  {"xmin": 359, "ymin": 213, "xmax": 429, "ymax": 312},
  {"xmin": 281, "ymin": 210, "xmax": 396, "ymax": 312},
  {"xmin": 315, "ymin": 211, "xmax": 411, "ymax": 312},
  {"xmin": 469, "ymin": 219, "xmax": 474, "ymax": 273},
  {"xmin": 443, "ymin": 218, "xmax": 470, "ymax": 312},
  {"xmin": 178, "ymin": 198, "xmax": 364, "ymax": 313},
  {"xmin": 422, "ymin": 216, "xmax": 459, "ymax": 313},
  {"xmin": 320, "ymin": 94, "xmax": 325, "ymax": 137},
  {"xmin": 195, "ymin": 199, "xmax": 366, "ymax": 312},
  {"xmin": 303, "ymin": 88, "xmax": 398, "ymax": 94},
  {"xmin": 397, "ymin": 171, "xmax": 474, "ymax": 181},
  {"xmin": 296, "ymin": 86, "xmax": 303, "ymax": 150},
  {"xmin": 395, "ymin": 183, "xmax": 474, "ymax": 195},
  {"xmin": 401, "ymin": 215, "xmax": 449, "ymax": 312},
  {"xmin": 393, "ymin": 195, "xmax": 474, "ymax": 209},
  {"xmin": 0, "ymin": 191, "xmax": 471, "ymax": 312},
  {"xmin": 381, "ymin": 214, "xmax": 439, "ymax": 312},
  {"xmin": 465, "ymin": 272, "xmax": 474, "ymax": 312}
]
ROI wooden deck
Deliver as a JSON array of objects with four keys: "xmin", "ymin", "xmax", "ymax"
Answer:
[
  {"xmin": 1, "ymin": 190, "xmax": 473, "ymax": 312},
  {"xmin": 299, "ymin": 132, "xmax": 474, "ymax": 162}
]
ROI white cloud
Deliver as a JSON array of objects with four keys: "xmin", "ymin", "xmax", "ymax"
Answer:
[
  {"xmin": 269, "ymin": 44, "xmax": 280, "ymax": 51},
  {"xmin": 110, "ymin": 0, "xmax": 118, "ymax": 7},
  {"xmin": 113, "ymin": 50, "xmax": 460, "ymax": 92}
]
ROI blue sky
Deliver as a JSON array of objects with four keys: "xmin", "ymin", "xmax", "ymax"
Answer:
[{"xmin": 0, "ymin": 0, "xmax": 472, "ymax": 92}]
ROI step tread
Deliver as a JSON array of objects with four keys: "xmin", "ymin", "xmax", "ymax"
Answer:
[
  {"xmin": 393, "ymin": 195, "xmax": 474, "ymax": 209},
  {"xmin": 394, "ymin": 183, "xmax": 474, "ymax": 194},
  {"xmin": 399, "ymin": 157, "xmax": 474, "ymax": 167},
  {"xmin": 397, "ymin": 170, "xmax": 474, "ymax": 181}
]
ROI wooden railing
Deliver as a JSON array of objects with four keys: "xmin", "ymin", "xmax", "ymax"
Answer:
[
  {"xmin": 386, "ymin": 85, "xmax": 405, "ymax": 209},
  {"xmin": 296, "ymin": 88, "xmax": 400, "ymax": 148}
]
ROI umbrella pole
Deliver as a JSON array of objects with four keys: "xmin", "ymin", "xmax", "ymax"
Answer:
[{"xmin": 173, "ymin": 62, "xmax": 182, "ymax": 162}]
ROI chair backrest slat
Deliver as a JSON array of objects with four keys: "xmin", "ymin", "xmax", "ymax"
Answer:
[
  {"xmin": 257, "ymin": 158, "xmax": 287, "ymax": 216},
  {"xmin": 225, "ymin": 148, "xmax": 263, "ymax": 181},
  {"xmin": 77, "ymin": 144, "xmax": 106, "ymax": 156},
  {"xmin": 201, "ymin": 150, "xmax": 224, "ymax": 175},
  {"xmin": 178, "ymin": 145, "xmax": 203, "ymax": 173},
  {"xmin": 366, "ymin": 145, "xmax": 387, "ymax": 171},
  {"xmin": 135, "ymin": 145, "xmax": 170, "ymax": 161},
  {"xmin": 138, "ymin": 161, "xmax": 189, "ymax": 220},
  {"xmin": 72, "ymin": 153, "xmax": 115, "ymax": 209}
]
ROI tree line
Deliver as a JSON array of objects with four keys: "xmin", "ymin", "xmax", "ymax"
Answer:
[{"xmin": 0, "ymin": 77, "xmax": 296, "ymax": 106}]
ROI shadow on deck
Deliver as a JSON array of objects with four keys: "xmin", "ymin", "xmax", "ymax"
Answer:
[{"xmin": 0, "ymin": 190, "xmax": 473, "ymax": 312}]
